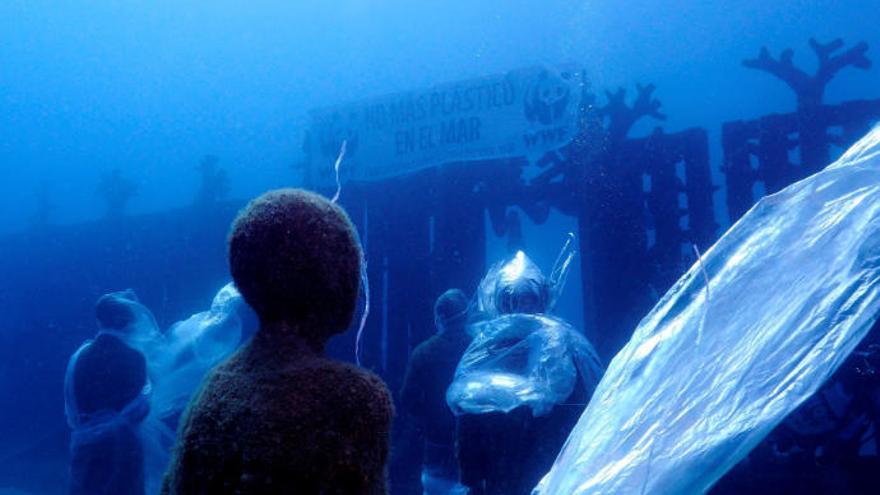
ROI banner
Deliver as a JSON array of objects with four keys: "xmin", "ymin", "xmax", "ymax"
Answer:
[{"xmin": 304, "ymin": 66, "xmax": 584, "ymax": 186}]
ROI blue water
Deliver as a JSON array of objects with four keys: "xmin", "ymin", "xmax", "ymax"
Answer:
[{"xmin": 1, "ymin": 1, "xmax": 879, "ymax": 494}]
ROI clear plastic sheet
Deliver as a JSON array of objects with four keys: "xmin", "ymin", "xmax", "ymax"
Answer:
[
  {"xmin": 476, "ymin": 251, "xmax": 551, "ymax": 318},
  {"xmin": 448, "ymin": 247, "xmax": 603, "ymax": 417},
  {"xmin": 151, "ymin": 282, "xmax": 245, "ymax": 421},
  {"xmin": 93, "ymin": 290, "xmax": 164, "ymax": 369},
  {"xmin": 144, "ymin": 282, "xmax": 249, "ymax": 494},
  {"xmin": 535, "ymin": 126, "xmax": 880, "ymax": 495},
  {"xmin": 447, "ymin": 314, "xmax": 603, "ymax": 417},
  {"xmin": 475, "ymin": 237, "xmax": 576, "ymax": 319}
]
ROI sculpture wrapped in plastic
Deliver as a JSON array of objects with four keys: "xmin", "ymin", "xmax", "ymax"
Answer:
[
  {"xmin": 64, "ymin": 290, "xmax": 159, "ymax": 495},
  {"xmin": 65, "ymin": 284, "xmax": 251, "ymax": 494},
  {"xmin": 535, "ymin": 126, "xmax": 880, "ymax": 495},
  {"xmin": 65, "ymin": 290, "xmax": 156, "ymax": 427},
  {"xmin": 447, "ymin": 244, "xmax": 603, "ymax": 417}
]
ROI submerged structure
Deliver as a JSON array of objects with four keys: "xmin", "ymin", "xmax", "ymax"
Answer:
[
  {"xmin": 725, "ymin": 38, "xmax": 880, "ymax": 222},
  {"xmin": 0, "ymin": 34, "xmax": 878, "ymax": 494},
  {"xmin": 536, "ymin": 126, "xmax": 880, "ymax": 494}
]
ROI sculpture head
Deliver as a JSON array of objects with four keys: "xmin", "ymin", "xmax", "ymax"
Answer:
[
  {"xmin": 228, "ymin": 189, "xmax": 361, "ymax": 347},
  {"xmin": 95, "ymin": 289, "xmax": 141, "ymax": 331},
  {"xmin": 434, "ymin": 288, "xmax": 469, "ymax": 333},
  {"xmin": 494, "ymin": 251, "xmax": 550, "ymax": 315}
]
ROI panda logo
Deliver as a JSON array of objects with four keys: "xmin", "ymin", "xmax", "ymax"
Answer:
[{"xmin": 524, "ymin": 70, "xmax": 572, "ymax": 125}]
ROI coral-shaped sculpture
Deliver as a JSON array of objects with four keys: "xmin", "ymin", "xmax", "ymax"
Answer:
[
  {"xmin": 744, "ymin": 38, "xmax": 871, "ymax": 109},
  {"xmin": 743, "ymin": 38, "xmax": 872, "ymax": 170},
  {"xmin": 96, "ymin": 169, "xmax": 137, "ymax": 219},
  {"xmin": 193, "ymin": 155, "xmax": 230, "ymax": 207},
  {"xmin": 602, "ymin": 84, "xmax": 667, "ymax": 143}
]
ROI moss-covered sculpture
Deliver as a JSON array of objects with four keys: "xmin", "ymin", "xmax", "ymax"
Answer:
[{"xmin": 162, "ymin": 188, "xmax": 394, "ymax": 494}]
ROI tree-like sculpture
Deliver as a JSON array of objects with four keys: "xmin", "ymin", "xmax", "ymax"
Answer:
[
  {"xmin": 602, "ymin": 83, "xmax": 667, "ymax": 144},
  {"xmin": 96, "ymin": 169, "xmax": 137, "ymax": 219},
  {"xmin": 743, "ymin": 38, "xmax": 872, "ymax": 170},
  {"xmin": 744, "ymin": 38, "xmax": 871, "ymax": 109},
  {"xmin": 194, "ymin": 155, "xmax": 230, "ymax": 207},
  {"xmin": 531, "ymin": 83, "xmax": 667, "ymax": 189}
]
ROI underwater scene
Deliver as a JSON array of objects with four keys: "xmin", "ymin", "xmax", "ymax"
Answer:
[{"xmin": 2, "ymin": 1, "xmax": 880, "ymax": 494}]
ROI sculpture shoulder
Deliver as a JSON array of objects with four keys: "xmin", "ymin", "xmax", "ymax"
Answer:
[
  {"xmin": 70, "ymin": 334, "xmax": 147, "ymax": 415},
  {"xmin": 166, "ymin": 355, "xmax": 393, "ymax": 494},
  {"xmin": 74, "ymin": 334, "xmax": 146, "ymax": 383},
  {"xmin": 80, "ymin": 333, "xmax": 145, "ymax": 365},
  {"xmin": 185, "ymin": 355, "xmax": 393, "ymax": 428},
  {"xmin": 410, "ymin": 335, "xmax": 443, "ymax": 361},
  {"xmin": 293, "ymin": 359, "xmax": 395, "ymax": 426}
]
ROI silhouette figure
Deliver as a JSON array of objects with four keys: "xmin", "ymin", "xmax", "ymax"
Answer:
[
  {"xmin": 400, "ymin": 289, "xmax": 472, "ymax": 495},
  {"xmin": 162, "ymin": 189, "xmax": 394, "ymax": 494}
]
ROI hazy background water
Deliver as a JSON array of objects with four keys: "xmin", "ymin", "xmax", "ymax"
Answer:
[
  {"xmin": 2, "ymin": 0, "xmax": 877, "ymax": 233},
  {"xmin": 1, "ymin": 1, "xmax": 879, "ymax": 494}
]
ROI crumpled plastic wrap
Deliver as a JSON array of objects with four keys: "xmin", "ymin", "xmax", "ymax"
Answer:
[
  {"xmin": 150, "ymin": 282, "xmax": 247, "ymax": 421},
  {"xmin": 476, "ymin": 238, "xmax": 577, "ymax": 319},
  {"xmin": 447, "ymin": 313, "xmax": 603, "ymax": 417},
  {"xmin": 534, "ymin": 126, "xmax": 880, "ymax": 495},
  {"xmin": 93, "ymin": 289, "xmax": 165, "ymax": 368},
  {"xmin": 447, "ymin": 246, "xmax": 603, "ymax": 418},
  {"xmin": 143, "ymin": 282, "xmax": 251, "ymax": 494}
]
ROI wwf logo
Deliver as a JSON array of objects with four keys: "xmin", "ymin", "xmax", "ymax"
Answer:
[{"xmin": 524, "ymin": 70, "xmax": 573, "ymax": 125}]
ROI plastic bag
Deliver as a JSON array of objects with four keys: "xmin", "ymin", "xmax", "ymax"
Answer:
[
  {"xmin": 93, "ymin": 290, "xmax": 165, "ymax": 372},
  {"xmin": 151, "ymin": 282, "xmax": 245, "ymax": 421},
  {"xmin": 475, "ymin": 236, "xmax": 577, "ymax": 318},
  {"xmin": 447, "ymin": 313, "xmax": 602, "ymax": 417},
  {"xmin": 535, "ymin": 126, "xmax": 880, "ymax": 495},
  {"xmin": 448, "ymin": 247, "xmax": 602, "ymax": 418}
]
